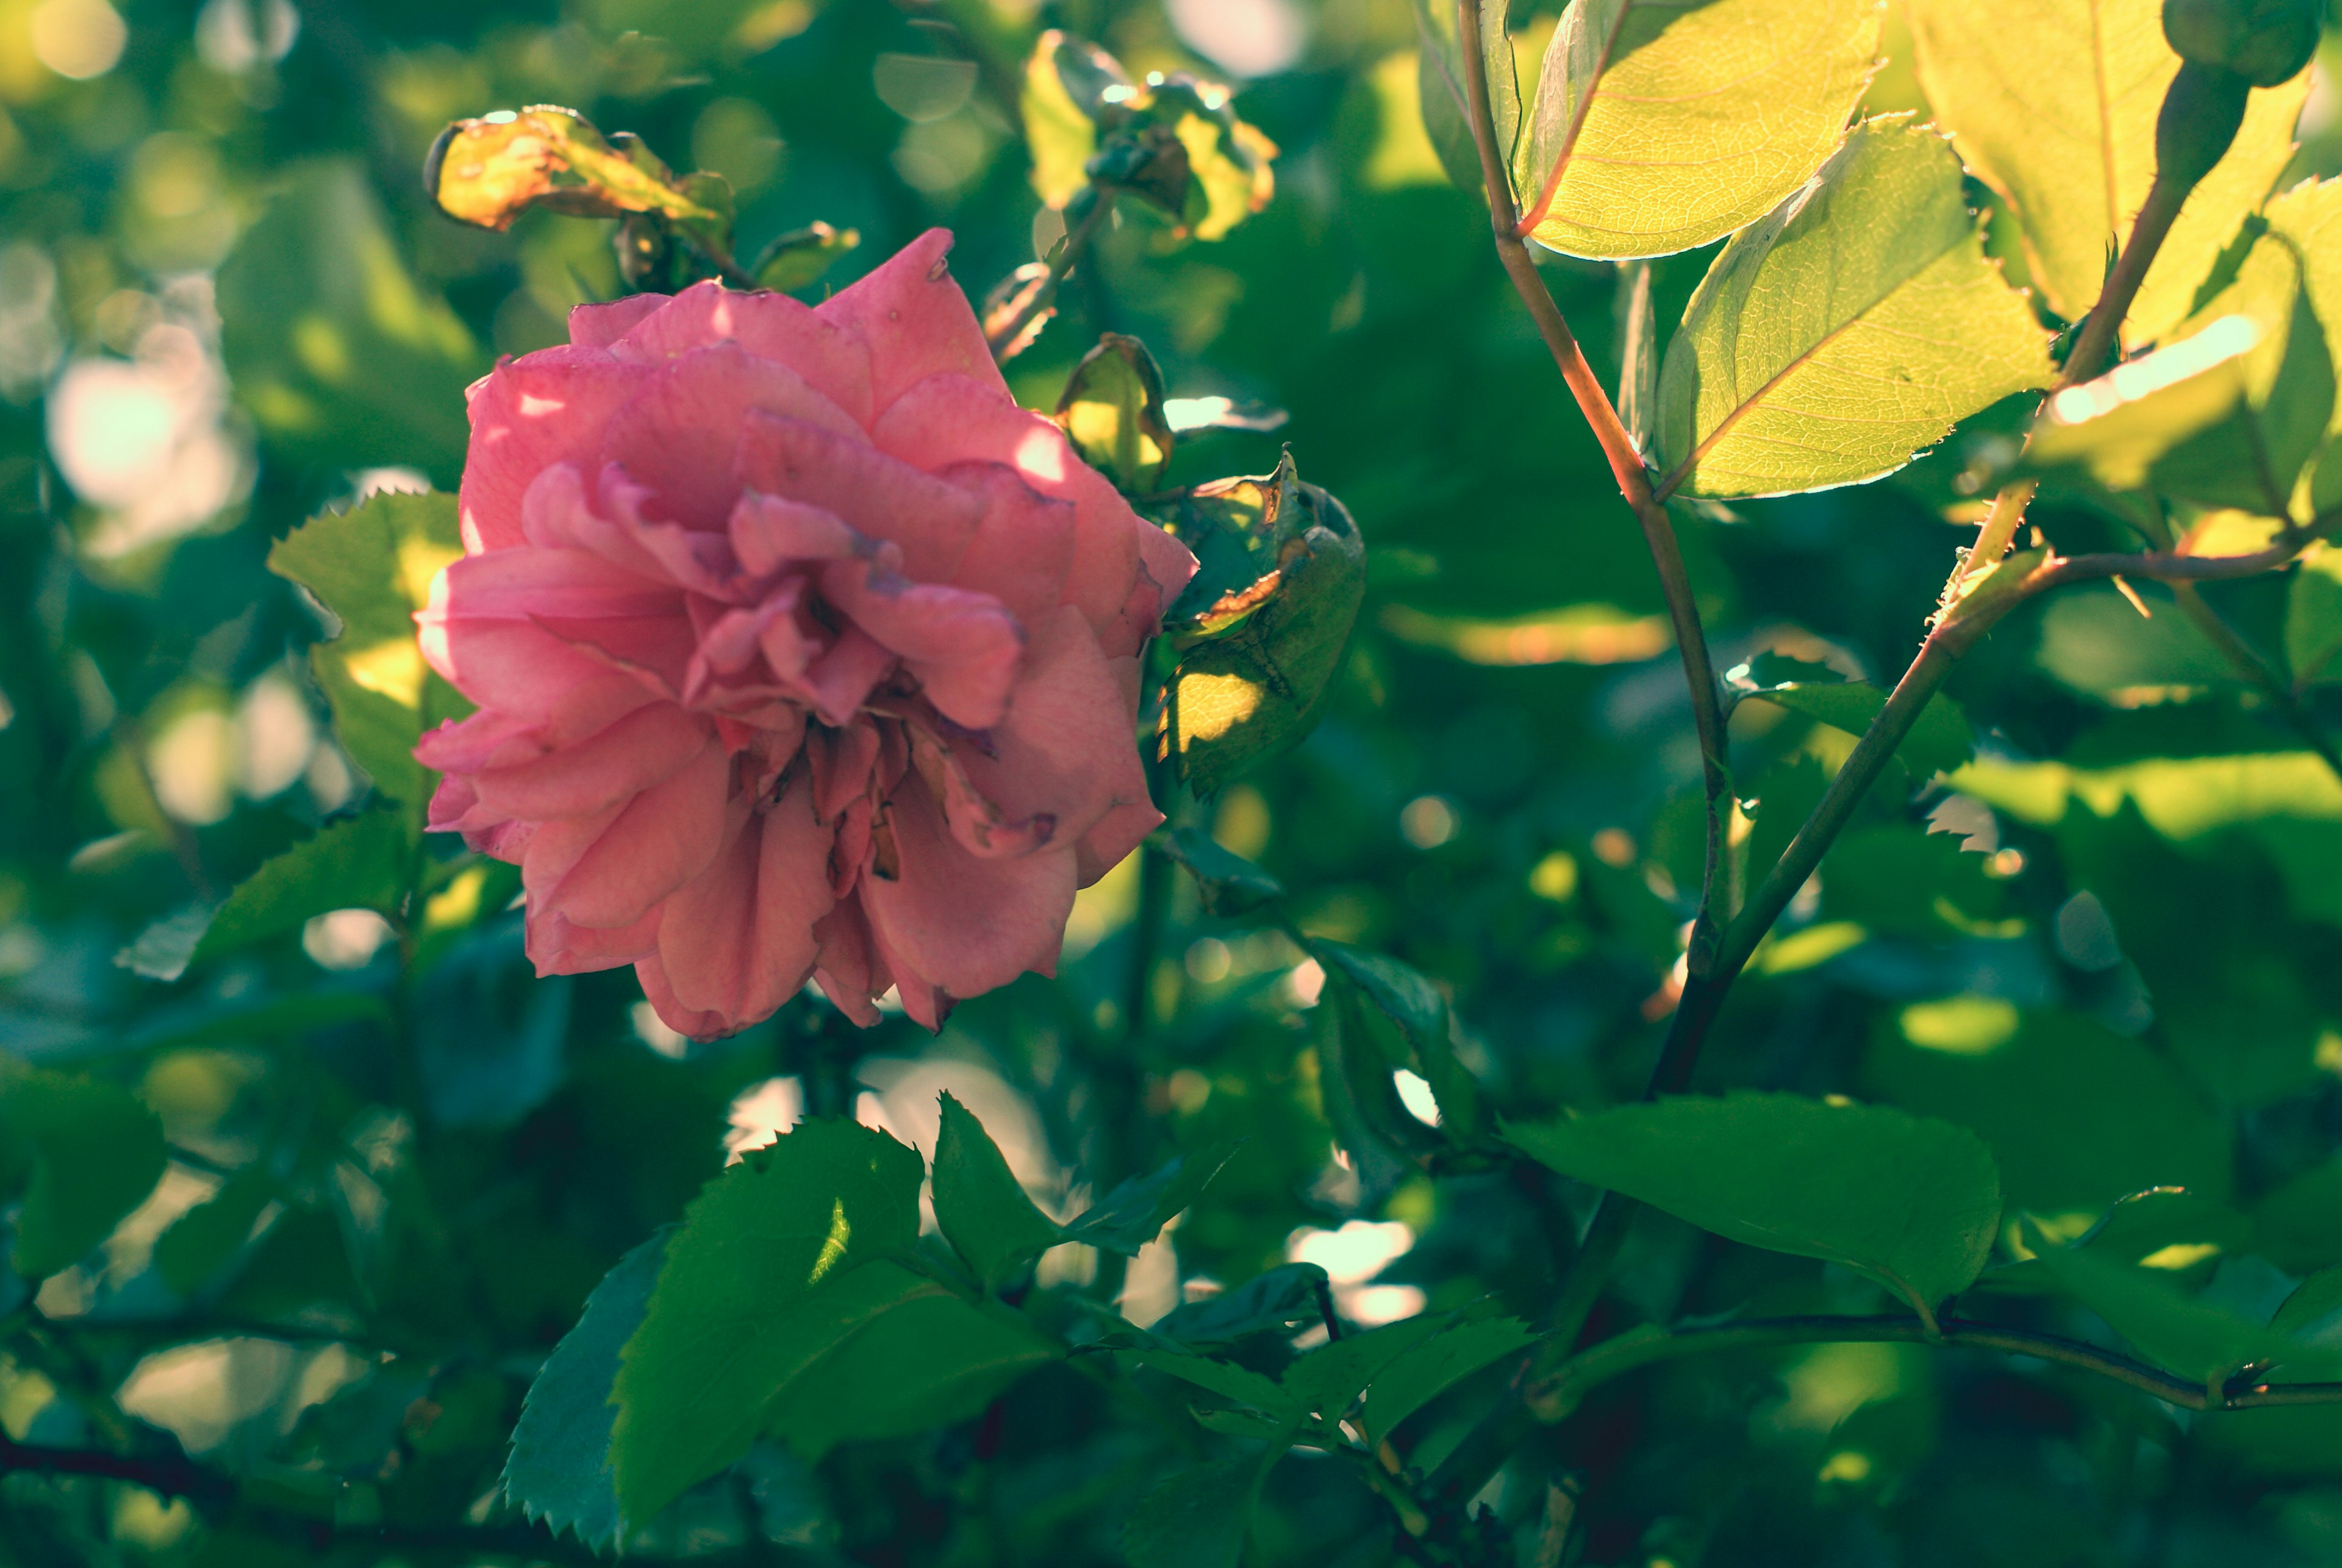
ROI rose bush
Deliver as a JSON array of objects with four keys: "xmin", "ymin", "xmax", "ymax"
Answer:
[{"xmin": 413, "ymin": 229, "xmax": 1195, "ymax": 1036}]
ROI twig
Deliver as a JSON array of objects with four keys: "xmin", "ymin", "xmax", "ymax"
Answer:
[
  {"xmin": 2168, "ymin": 580, "xmax": 2342, "ymax": 784},
  {"xmin": 1524, "ymin": 1312, "xmax": 2342, "ymax": 1420},
  {"xmin": 986, "ymin": 191, "xmax": 1116, "ymax": 359},
  {"xmin": 1455, "ymin": 0, "xmax": 1731, "ymax": 964}
]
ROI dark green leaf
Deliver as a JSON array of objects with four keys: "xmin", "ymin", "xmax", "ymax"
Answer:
[
  {"xmin": 1061, "ymin": 1145, "xmax": 1235, "ymax": 1256},
  {"xmin": 1153, "ymin": 1262, "xmax": 1328, "ymax": 1345},
  {"xmin": 156, "ymin": 1169, "xmax": 276, "ymax": 1294},
  {"xmin": 1505, "ymin": 1093, "xmax": 2003, "ymax": 1323},
  {"xmin": 1123, "ymin": 1455, "xmax": 1279, "ymax": 1568},
  {"xmin": 932, "ymin": 1092, "xmax": 1064, "ymax": 1290},
  {"xmin": 1280, "ymin": 1312, "xmax": 1446, "ymax": 1417},
  {"xmin": 761, "ymin": 1292, "xmax": 1059, "ymax": 1461},
  {"xmin": 504, "ymin": 1228, "xmax": 671, "ymax": 1552},
  {"xmin": 1117, "ymin": 1345, "xmax": 1302, "ymax": 1421},
  {"xmin": 1160, "ymin": 828, "xmax": 1284, "ymax": 915},
  {"xmin": 1358, "ymin": 1314, "xmax": 1538, "ymax": 1448},
  {"xmin": 612, "ymin": 1119, "xmax": 925, "ymax": 1524},
  {"xmin": 1313, "ymin": 941, "xmax": 1485, "ymax": 1143},
  {"xmin": 165, "ymin": 812, "xmax": 413, "ymax": 976},
  {"xmin": 0, "ymin": 1068, "xmax": 168, "ymax": 1280},
  {"xmin": 1747, "ymin": 682, "xmax": 1977, "ymax": 780}
]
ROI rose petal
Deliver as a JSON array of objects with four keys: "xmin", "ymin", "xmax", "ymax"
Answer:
[
  {"xmin": 569, "ymin": 293, "xmax": 669, "ymax": 348},
  {"xmin": 535, "ymin": 734, "xmax": 730, "ymax": 931},
  {"xmin": 953, "ymin": 606, "xmax": 1154, "ymax": 851},
  {"xmin": 734, "ymin": 412, "xmax": 983, "ymax": 582},
  {"xmin": 859, "ymin": 767, "xmax": 1076, "ymax": 998},
  {"xmin": 472, "ymin": 701, "xmax": 713, "ymax": 821},
  {"xmin": 814, "ymin": 228, "xmax": 1005, "ymax": 415},
  {"xmin": 460, "ymin": 347, "xmax": 646, "ymax": 553},
  {"xmin": 937, "ymin": 460, "xmax": 1078, "ymax": 628},
  {"xmin": 651, "ymin": 773, "xmax": 837, "ymax": 1029},
  {"xmin": 821, "ymin": 559, "xmax": 1023, "ymax": 731},
  {"xmin": 728, "ymin": 491, "xmax": 863, "ymax": 576},
  {"xmin": 804, "ymin": 623, "xmax": 899, "ymax": 726},
  {"xmin": 811, "ymin": 893, "xmax": 889, "ymax": 1026},
  {"xmin": 612, "ymin": 279, "xmax": 875, "ymax": 427}
]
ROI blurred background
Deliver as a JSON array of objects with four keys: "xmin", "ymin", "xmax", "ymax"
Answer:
[{"xmin": 10, "ymin": 0, "xmax": 2342, "ymax": 1563}]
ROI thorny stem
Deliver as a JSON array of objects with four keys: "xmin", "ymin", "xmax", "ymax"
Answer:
[
  {"xmin": 986, "ymin": 190, "xmax": 1117, "ymax": 360},
  {"xmin": 1950, "ymin": 173, "xmax": 2191, "ymax": 598},
  {"xmin": 1423, "ymin": 17, "xmax": 2305, "ymax": 1529},
  {"xmin": 1455, "ymin": 0, "xmax": 1732, "ymax": 965}
]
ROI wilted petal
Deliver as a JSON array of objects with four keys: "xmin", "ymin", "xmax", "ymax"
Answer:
[
  {"xmin": 650, "ymin": 773, "xmax": 836, "ymax": 1031},
  {"xmin": 822, "ymin": 559, "xmax": 1023, "ymax": 731},
  {"xmin": 860, "ymin": 768, "xmax": 1077, "ymax": 1000}
]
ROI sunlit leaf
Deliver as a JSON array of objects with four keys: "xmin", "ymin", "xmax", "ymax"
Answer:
[
  {"xmin": 504, "ymin": 1228, "xmax": 671, "ymax": 1552},
  {"xmin": 2284, "ymin": 546, "xmax": 2342, "ymax": 684},
  {"xmin": 1908, "ymin": 0, "xmax": 2311, "ymax": 347},
  {"xmin": 1983, "ymin": 1188, "xmax": 2248, "ymax": 1294},
  {"xmin": 612, "ymin": 1119, "xmax": 925, "ymax": 1524},
  {"xmin": 1513, "ymin": 0, "xmax": 1883, "ymax": 260},
  {"xmin": 2021, "ymin": 237, "xmax": 2333, "ymax": 515},
  {"xmin": 1161, "ymin": 468, "xmax": 1365, "ymax": 795},
  {"xmin": 426, "ymin": 105, "xmax": 722, "ymax": 232},
  {"xmin": 750, "ymin": 221, "xmax": 858, "ymax": 293},
  {"xmin": 1744, "ymin": 679, "xmax": 1978, "ymax": 780},
  {"xmin": 1055, "ymin": 334, "xmax": 1173, "ymax": 493},
  {"xmin": 0, "ymin": 1067, "xmax": 167, "ymax": 1280},
  {"xmin": 270, "ymin": 491, "xmax": 468, "ymax": 807},
  {"xmin": 1505, "ymin": 1092, "xmax": 2003, "ymax": 1323},
  {"xmin": 932, "ymin": 1092, "xmax": 1064, "ymax": 1291},
  {"xmin": 1021, "ymin": 30, "xmax": 1129, "ymax": 209},
  {"xmin": 1652, "ymin": 120, "xmax": 2055, "ymax": 501},
  {"xmin": 218, "ymin": 161, "xmax": 482, "ymax": 478}
]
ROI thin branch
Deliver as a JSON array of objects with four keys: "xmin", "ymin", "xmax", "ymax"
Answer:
[
  {"xmin": 2169, "ymin": 581, "xmax": 2342, "ymax": 784},
  {"xmin": 1524, "ymin": 1313, "xmax": 2342, "ymax": 1420},
  {"xmin": 1455, "ymin": 0, "xmax": 1732, "ymax": 965},
  {"xmin": 986, "ymin": 191, "xmax": 1115, "ymax": 360}
]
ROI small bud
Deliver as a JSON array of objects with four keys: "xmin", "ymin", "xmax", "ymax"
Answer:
[
  {"xmin": 2163, "ymin": 0, "xmax": 2322, "ymax": 88},
  {"xmin": 2155, "ymin": 60, "xmax": 2253, "ymax": 195}
]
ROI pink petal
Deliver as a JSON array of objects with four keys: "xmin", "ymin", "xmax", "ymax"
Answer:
[
  {"xmin": 867, "ymin": 914, "xmax": 948, "ymax": 1031},
  {"xmin": 611, "ymin": 279, "xmax": 875, "ymax": 428},
  {"xmin": 651, "ymin": 773, "xmax": 837, "ymax": 1030},
  {"xmin": 535, "ymin": 735, "xmax": 730, "ymax": 931},
  {"xmin": 953, "ymin": 606, "xmax": 1156, "ymax": 853},
  {"xmin": 728, "ymin": 492, "xmax": 863, "ymax": 576},
  {"xmin": 908, "ymin": 728, "xmax": 1058, "ymax": 859},
  {"xmin": 859, "ymin": 767, "xmax": 1076, "ymax": 999},
  {"xmin": 471, "ymin": 701, "xmax": 714, "ymax": 821},
  {"xmin": 803, "ymin": 623, "xmax": 898, "ymax": 726},
  {"xmin": 460, "ymin": 347, "xmax": 646, "ymax": 553},
  {"xmin": 533, "ymin": 905, "xmax": 664, "ymax": 976},
  {"xmin": 811, "ymin": 893, "xmax": 889, "ymax": 1026},
  {"xmin": 529, "ymin": 610, "xmax": 698, "ymax": 699},
  {"xmin": 734, "ymin": 412, "xmax": 983, "ymax": 582},
  {"xmin": 634, "ymin": 958, "xmax": 732, "ymax": 1040},
  {"xmin": 814, "ymin": 228, "xmax": 1006, "ymax": 415},
  {"xmin": 870, "ymin": 376, "xmax": 1196, "ymax": 657},
  {"xmin": 808, "ymin": 718, "xmax": 881, "ymax": 823},
  {"xmin": 938, "ymin": 460, "xmax": 1077, "ymax": 628},
  {"xmin": 597, "ymin": 342, "xmax": 866, "ymax": 532},
  {"xmin": 1076, "ymin": 800, "xmax": 1160, "ymax": 887},
  {"xmin": 569, "ymin": 293, "xmax": 669, "ymax": 349},
  {"xmin": 521, "ymin": 464, "xmax": 751, "ymax": 601},
  {"xmin": 821, "ymin": 560, "xmax": 1023, "ymax": 731}
]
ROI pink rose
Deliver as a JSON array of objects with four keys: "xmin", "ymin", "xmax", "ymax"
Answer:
[{"xmin": 414, "ymin": 229, "xmax": 1196, "ymax": 1036}]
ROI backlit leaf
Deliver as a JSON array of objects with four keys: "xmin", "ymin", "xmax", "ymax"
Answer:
[
  {"xmin": 1055, "ymin": 334, "xmax": 1173, "ymax": 493},
  {"xmin": 1513, "ymin": 0, "xmax": 1884, "ymax": 260},
  {"xmin": 751, "ymin": 222, "xmax": 859, "ymax": 294},
  {"xmin": 1909, "ymin": 0, "xmax": 2310, "ymax": 348},
  {"xmin": 426, "ymin": 105, "xmax": 722, "ymax": 232},
  {"xmin": 1505, "ymin": 1092, "xmax": 2003, "ymax": 1323},
  {"xmin": 1745, "ymin": 680, "xmax": 1978, "ymax": 779},
  {"xmin": 1652, "ymin": 119, "xmax": 2054, "ymax": 501},
  {"xmin": 1021, "ymin": 30, "xmax": 1128, "ymax": 209}
]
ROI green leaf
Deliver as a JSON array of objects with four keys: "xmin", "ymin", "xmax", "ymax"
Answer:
[
  {"xmin": 2256, "ymin": 1159, "xmax": 2342, "ymax": 1275},
  {"xmin": 0, "ymin": 1068, "xmax": 168, "ymax": 1280},
  {"xmin": 1152, "ymin": 1262, "xmax": 1328, "ymax": 1345},
  {"xmin": 1280, "ymin": 1312, "xmax": 1447, "ymax": 1417},
  {"xmin": 1909, "ymin": 0, "xmax": 2312, "ymax": 348},
  {"xmin": 750, "ymin": 222, "xmax": 859, "ymax": 294},
  {"xmin": 762, "ymin": 1292, "xmax": 1060, "ymax": 1460},
  {"xmin": 155, "ymin": 1169, "xmax": 276, "ymax": 1294},
  {"xmin": 1160, "ymin": 828, "xmax": 1284, "ymax": 916},
  {"xmin": 611, "ymin": 1119, "xmax": 925, "ymax": 1524},
  {"xmin": 2272, "ymin": 1267, "xmax": 2342, "ymax": 1345},
  {"xmin": 426, "ymin": 105, "xmax": 724, "ymax": 234},
  {"xmin": 1123, "ymin": 1455, "xmax": 1281, "ymax": 1568},
  {"xmin": 2021, "ymin": 235, "xmax": 2334, "ymax": 517},
  {"xmin": 1055, "ymin": 334, "xmax": 1173, "ymax": 494},
  {"xmin": 1652, "ymin": 118, "xmax": 2056, "ymax": 501},
  {"xmin": 1982, "ymin": 1188, "xmax": 2248, "ymax": 1295},
  {"xmin": 168, "ymin": 811, "xmax": 414, "ymax": 977},
  {"xmin": 1118, "ymin": 1345, "xmax": 1303, "ymax": 1422},
  {"xmin": 1411, "ymin": 0, "xmax": 1486, "ymax": 195},
  {"xmin": 1745, "ymin": 681, "xmax": 1977, "ymax": 781},
  {"xmin": 1022, "ymin": 30, "xmax": 1128, "ymax": 209},
  {"xmin": 1163, "ymin": 473, "xmax": 1366, "ymax": 796},
  {"xmin": 1061, "ymin": 1145, "xmax": 1234, "ymax": 1257},
  {"xmin": 270, "ymin": 491, "xmax": 468, "ymax": 806},
  {"xmin": 2023, "ymin": 1218, "xmax": 2340, "ymax": 1386},
  {"xmin": 1312, "ymin": 942, "xmax": 1485, "ymax": 1144},
  {"xmin": 932, "ymin": 1092, "xmax": 1065, "ymax": 1291},
  {"xmin": 1357, "ymin": 1314, "xmax": 1539, "ymax": 1448},
  {"xmin": 219, "ymin": 161, "xmax": 482, "ymax": 478},
  {"xmin": 1513, "ymin": 0, "xmax": 1883, "ymax": 260},
  {"xmin": 2265, "ymin": 177, "xmax": 2342, "ymax": 514},
  {"xmin": 1505, "ymin": 1092, "xmax": 2003, "ymax": 1324},
  {"xmin": 504, "ymin": 1228, "xmax": 671, "ymax": 1552},
  {"xmin": 2283, "ymin": 546, "xmax": 2342, "ymax": 684}
]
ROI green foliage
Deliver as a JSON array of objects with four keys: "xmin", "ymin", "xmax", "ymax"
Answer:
[
  {"xmin": 0, "ymin": 1068, "xmax": 167, "ymax": 1278},
  {"xmin": 1055, "ymin": 333, "xmax": 1174, "ymax": 493},
  {"xmin": 1738, "ymin": 672, "xmax": 1979, "ymax": 779},
  {"xmin": 1506, "ymin": 1093, "xmax": 2004, "ymax": 1323},
  {"xmin": 1652, "ymin": 118, "xmax": 2055, "ymax": 500},
  {"xmin": 1513, "ymin": 0, "xmax": 1885, "ymax": 259},
  {"xmin": 933, "ymin": 1090, "xmax": 1064, "ymax": 1289}
]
